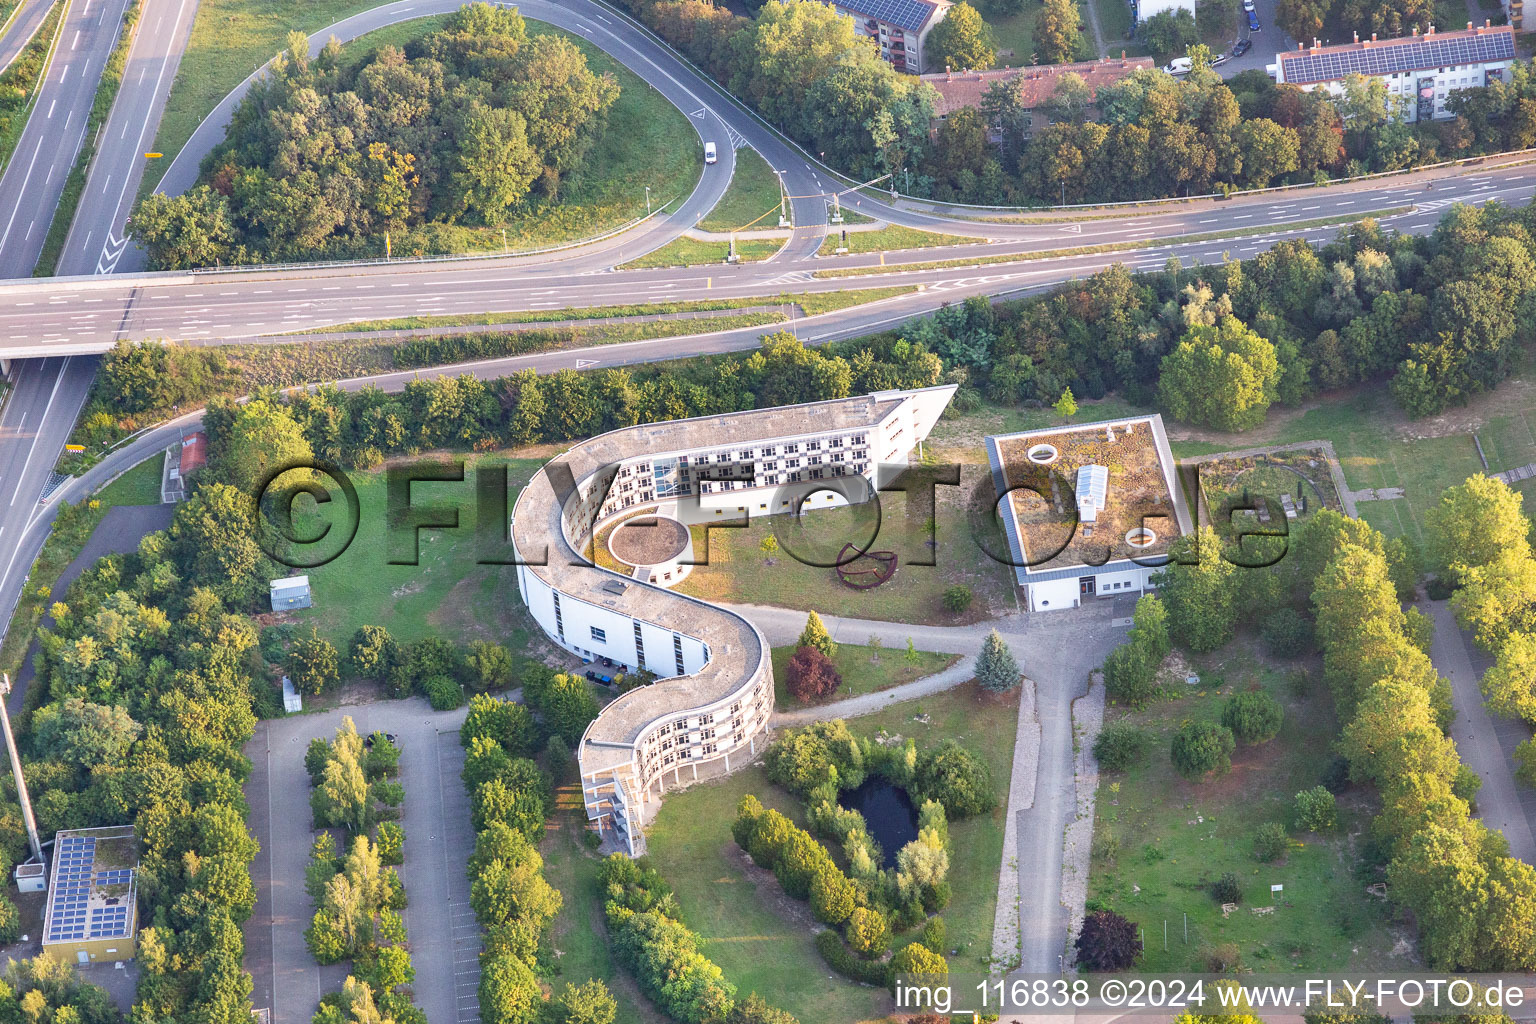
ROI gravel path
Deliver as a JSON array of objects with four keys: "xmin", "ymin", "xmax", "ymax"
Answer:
[
  {"xmin": 1060, "ymin": 672, "xmax": 1106, "ymax": 968},
  {"xmin": 991, "ymin": 673, "xmax": 1040, "ymax": 968}
]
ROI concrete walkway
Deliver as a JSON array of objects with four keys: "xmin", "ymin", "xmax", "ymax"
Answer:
[{"xmin": 1425, "ymin": 599, "xmax": 1536, "ymax": 865}]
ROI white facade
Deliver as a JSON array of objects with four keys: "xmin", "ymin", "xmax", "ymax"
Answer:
[
  {"xmin": 512, "ymin": 386, "xmax": 957, "ymax": 854},
  {"xmin": 1135, "ymin": 0, "xmax": 1194, "ymax": 24}
]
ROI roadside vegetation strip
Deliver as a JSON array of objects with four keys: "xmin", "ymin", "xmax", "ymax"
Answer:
[
  {"xmin": 811, "ymin": 208, "xmax": 1418, "ymax": 279},
  {"xmin": 277, "ymin": 286, "xmax": 920, "ymax": 334},
  {"xmin": 0, "ymin": 0, "xmax": 63, "ymax": 175},
  {"xmin": 32, "ymin": 0, "xmax": 141, "ymax": 276},
  {"xmin": 698, "ymin": 146, "xmax": 787, "ymax": 232},
  {"xmin": 817, "ymin": 223, "xmax": 985, "ymax": 256},
  {"xmin": 618, "ymin": 235, "xmax": 785, "ymax": 269}
]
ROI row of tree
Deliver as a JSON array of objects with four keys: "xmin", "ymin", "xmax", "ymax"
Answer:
[
  {"xmin": 305, "ymin": 832, "xmax": 418, "ymax": 1024},
  {"xmin": 923, "ymin": 56, "xmax": 1536, "ymax": 206},
  {"xmin": 131, "ymin": 3, "xmax": 620, "ymax": 267},
  {"xmin": 599, "ymin": 853, "xmax": 800, "ymax": 1023}
]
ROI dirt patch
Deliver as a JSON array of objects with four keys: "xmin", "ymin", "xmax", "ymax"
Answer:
[
  {"xmin": 725, "ymin": 842, "xmax": 824, "ymax": 934},
  {"xmin": 427, "ymin": 571, "xmax": 497, "ymax": 639}
]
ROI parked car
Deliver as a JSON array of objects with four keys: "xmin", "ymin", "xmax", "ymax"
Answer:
[
  {"xmin": 1209, "ymin": 52, "xmax": 1229, "ymax": 66},
  {"xmin": 1162, "ymin": 56, "xmax": 1193, "ymax": 75},
  {"xmin": 1242, "ymin": 0, "xmax": 1255, "ymax": 11},
  {"xmin": 704, "ymin": 141, "xmax": 718, "ymax": 165},
  {"xmin": 1248, "ymin": 8, "xmax": 1261, "ymax": 30},
  {"xmin": 1233, "ymin": 37, "xmax": 1252, "ymax": 56}
]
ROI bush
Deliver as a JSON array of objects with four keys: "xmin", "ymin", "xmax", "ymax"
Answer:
[
  {"xmin": 1074, "ymin": 909, "xmax": 1142, "ymax": 970},
  {"xmin": 786, "ymin": 645, "xmax": 842, "ymax": 703},
  {"xmin": 810, "ymin": 868, "xmax": 857, "ymax": 925},
  {"xmin": 422, "ymin": 675, "xmax": 466, "ymax": 710},
  {"xmin": 1092, "ymin": 723, "xmax": 1148, "ymax": 772},
  {"xmin": 845, "ymin": 906, "xmax": 891, "ymax": 958},
  {"xmin": 1211, "ymin": 872, "xmax": 1243, "ymax": 905},
  {"xmin": 349, "ymin": 625, "xmax": 399, "ymax": 680},
  {"xmin": 920, "ymin": 916, "xmax": 946, "ymax": 954},
  {"xmin": 915, "ymin": 740, "xmax": 995, "ymax": 818},
  {"xmin": 974, "ymin": 629, "xmax": 1019, "ymax": 692},
  {"xmin": 816, "ymin": 929, "xmax": 890, "ymax": 986},
  {"xmin": 1221, "ymin": 690, "xmax": 1284, "ymax": 744},
  {"xmin": 888, "ymin": 943, "xmax": 948, "ymax": 986},
  {"xmin": 1170, "ymin": 721, "xmax": 1235, "ymax": 779},
  {"xmin": 1103, "ymin": 641, "xmax": 1158, "ymax": 708},
  {"xmin": 1262, "ymin": 608, "xmax": 1314, "ymax": 658},
  {"xmin": 942, "ymin": 585, "xmax": 973, "ymax": 612},
  {"xmin": 1294, "ymin": 785, "xmax": 1337, "ymax": 831},
  {"xmin": 1252, "ymin": 821, "xmax": 1287, "ymax": 862},
  {"xmin": 377, "ymin": 821, "xmax": 405, "ymax": 866},
  {"xmin": 289, "ymin": 627, "xmax": 341, "ymax": 696}
]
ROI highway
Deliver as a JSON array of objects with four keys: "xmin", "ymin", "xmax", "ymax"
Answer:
[{"xmin": 0, "ymin": 0, "xmax": 53, "ymax": 75}]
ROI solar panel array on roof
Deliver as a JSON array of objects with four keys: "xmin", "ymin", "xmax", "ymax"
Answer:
[
  {"xmin": 838, "ymin": 0, "xmax": 939, "ymax": 32},
  {"xmin": 1280, "ymin": 30, "xmax": 1514, "ymax": 84},
  {"xmin": 46, "ymin": 834, "xmax": 134, "ymax": 944}
]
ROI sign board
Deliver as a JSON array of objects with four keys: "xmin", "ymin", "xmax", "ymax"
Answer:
[
  {"xmin": 64, "ymin": 444, "xmax": 85, "ymax": 452},
  {"xmin": 144, "ymin": 152, "xmax": 162, "ymax": 158},
  {"xmin": 1271, "ymin": 884, "xmax": 1284, "ymax": 893}
]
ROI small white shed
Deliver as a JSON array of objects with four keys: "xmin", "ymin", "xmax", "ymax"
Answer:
[
  {"xmin": 269, "ymin": 576, "xmax": 313, "ymax": 612},
  {"xmin": 14, "ymin": 861, "xmax": 45, "ymax": 893}
]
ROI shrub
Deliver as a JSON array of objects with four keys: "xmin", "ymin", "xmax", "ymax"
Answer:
[
  {"xmin": 1074, "ymin": 909, "xmax": 1142, "ymax": 970},
  {"xmin": 810, "ymin": 869, "xmax": 857, "ymax": 925},
  {"xmin": 377, "ymin": 822, "xmax": 405, "ymax": 866},
  {"xmin": 920, "ymin": 916, "xmax": 946, "ymax": 954},
  {"xmin": 766, "ymin": 720, "xmax": 866, "ymax": 796},
  {"xmin": 1211, "ymin": 872, "xmax": 1243, "ymax": 905},
  {"xmin": 1221, "ymin": 690, "xmax": 1284, "ymax": 744},
  {"xmin": 289, "ymin": 627, "xmax": 341, "ymax": 696},
  {"xmin": 786, "ymin": 645, "xmax": 842, "ymax": 703},
  {"xmin": 798, "ymin": 611, "xmax": 837, "ymax": 658},
  {"xmin": 942, "ymin": 585, "xmax": 973, "ymax": 612},
  {"xmin": 349, "ymin": 625, "xmax": 399, "ymax": 679},
  {"xmin": 888, "ymin": 943, "xmax": 948, "ymax": 987},
  {"xmin": 1103, "ymin": 641, "xmax": 1158, "ymax": 708},
  {"xmin": 1170, "ymin": 721, "xmax": 1235, "ymax": 779},
  {"xmin": 1252, "ymin": 821, "xmax": 1287, "ymax": 862},
  {"xmin": 1294, "ymin": 785, "xmax": 1337, "ymax": 831},
  {"xmin": 816, "ymin": 929, "xmax": 890, "ymax": 985},
  {"xmin": 422, "ymin": 675, "xmax": 466, "ymax": 710},
  {"xmin": 1092, "ymin": 723, "xmax": 1148, "ymax": 772},
  {"xmin": 845, "ymin": 906, "xmax": 891, "ymax": 958},
  {"xmin": 1262, "ymin": 608, "xmax": 1314, "ymax": 658},
  {"xmin": 915, "ymin": 740, "xmax": 995, "ymax": 818}
]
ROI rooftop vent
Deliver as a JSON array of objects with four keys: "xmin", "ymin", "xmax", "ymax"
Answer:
[{"xmin": 601, "ymin": 580, "xmax": 629, "ymax": 595}]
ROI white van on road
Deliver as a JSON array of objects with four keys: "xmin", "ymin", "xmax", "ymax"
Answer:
[{"xmin": 704, "ymin": 142, "xmax": 718, "ymax": 164}]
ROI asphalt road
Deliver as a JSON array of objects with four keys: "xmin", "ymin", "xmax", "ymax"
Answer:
[
  {"xmin": 0, "ymin": 0, "xmax": 135, "ymax": 278},
  {"xmin": 0, "ymin": 0, "xmax": 53, "ymax": 76},
  {"xmin": 56, "ymin": 0, "xmax": 197, "ymax": 276}
]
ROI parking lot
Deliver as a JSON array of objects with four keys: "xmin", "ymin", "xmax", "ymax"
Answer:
[{"xmin": 242, "ymin": 699, "xmax": 474, "ymax": 1024}]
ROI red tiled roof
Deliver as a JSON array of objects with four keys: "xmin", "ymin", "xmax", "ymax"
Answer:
[
  {"xmin": 179, "ymin": 432, "xmax": 207, "ymax": 477},
  {"xmin": 920, "ymin": 56, "xmax": 1156, "ymax": 117}
]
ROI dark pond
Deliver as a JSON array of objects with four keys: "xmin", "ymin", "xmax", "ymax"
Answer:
[{"xmin": 838, "ymin": 778, "xmax": 918, "ymax": 869}]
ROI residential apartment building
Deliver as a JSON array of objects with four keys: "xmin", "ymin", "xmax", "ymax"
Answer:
[
  {"xmin": 922, "ymin": 56, "xmax": 1155, "ymax": 137},
  {"xmin": 512, "ymin": 385, "xmax": 956, "ymax": 855},
  {"xmin": 832, "ymin": 0, "xmax": 951, "ymax": 73},
  {"xmin": 1269, "ymin": 22, "xmax": 1517, "ymax": 122},
  {"xmin": 1133, "ymin": 0, "xmax": 1194, "ymax": 23}
]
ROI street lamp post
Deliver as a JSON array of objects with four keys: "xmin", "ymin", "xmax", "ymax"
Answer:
[
  {"xmin": 1060, "ymin": 179, "xmax": 1066, "ymax": 207},
  {"xmin": 645, "ymin": 185, "xmax": 651, "ymax": 214}
]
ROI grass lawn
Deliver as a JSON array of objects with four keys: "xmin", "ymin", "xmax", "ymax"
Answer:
[
  {"xmin": 143, "ymin": 14, "xmax": 701, "ymax": 256},
  {"xmin": 97, "ymin": 456, "xmax": 164, "ymax": 506},
  {"xmin": 817, "ymin": 224, "xmax": 981, "ymax": 257},
  {"xmin": 699, "ymin": 148, "xmax": 786, "ymax": 233},
  {"xmin": 1087, "ymin": 640, "xmax": 1403, "ymax": 971},
  {"xmin": 647, "ymin": 683, "xmax": 1015, "ymax": 1021},
  {"xmin": 673, "ymin": 460, "xmax": 1017, "ymax": 624},
  {"xmin": 984, "ymin": 5, "xmax": 1099, "ymax": 65},
  {"xmin": 618, "ymin": 236, "xmax": 783, "ymax": 270},
  {"xmin": 282, "ymin": 454, "xmax": 541, "ymax": 650},
  {"xmin": 769, "ymin": 643, "xmax": 958, "ymax": 710}
]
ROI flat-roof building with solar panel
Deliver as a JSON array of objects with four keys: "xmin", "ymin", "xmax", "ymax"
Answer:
[
  {"xmin": 41, "ymin": 826, "xmax": 138, "ymax": 966},
  {"xmin": 831, "ymin": 0, "xmax": 951, "ymax": 73},
  {"xmin": 1270, "ymin": 22, "xmax": 1516, "ymax": 122}
]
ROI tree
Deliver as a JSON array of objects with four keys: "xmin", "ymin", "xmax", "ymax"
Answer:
[
  {"xmin": 785, "ymin": 646, "xmax": 842, "ymax": 702},
  {"xmin": 169, "ymin": 483, "xmax": 270, "ymax": 606},
  {"xmin": 349, "ymin": 626, "xmax": 398, "ymax": 681},
  {"xmin": 1276, "ymin": 0, "xmax": 1330, "ymax": 42},
  {"xmin": 478, "ymin": 954, "xmax": 542, "ymax": 1024},
  {"xmin": 462, "ymin": 693, "xmax": 537, "ymax": 758},
  {"xmin": 974, "ymin": 629, "xmax": 1019, "ymax": 691},
  {"xmin": 926, "ymin": 2, "xmax": 994, "ymax": 72},
  {"xmin": 809, "ymin": 868, "xmax": 858, "ymax": 924},
  {"xmin": 289, "ymin": 628, "xmax": 340, "ymax": 696},
  {"xmin": 1170, "ymin": 721, "xmax": 1235, "ymax": 779},
  {"xmin": 1153, "ymin": 527, "xmax": 1238, "ymax": 653},
  {"xmin": 1043, "ymin": 73, "xmax": 1093, "ymax": 125},
  {"xmin": 798, "ymin": 611, "xmax": 837, "ymax": 658},
  {"xmin": 1425, "ymin": 475, "xmax": 1530, "ymax": 584},
  {"xmin": 844, "ymin": 906, "xmax": 890, "ymax": 957},
  {"xmin": 1157, "ymin": 316, "xmax": 1281, "ymax": 431},
  {"xmin": 1221, "ymin": 690, "xmax": 1283, "ymax": 743},
  {"xmin": 1054, "ymin": 387, "xmax": 1078, "ymax": 421},
  {"xmin": 1294, "ymin": 785, "xmax": 1337, "ymax": 831},
  {"xmin": 539, "ymin": 673, "xmax": 600, "ymax": 745},
  {"xmin": 466, "ymin": 641, "xmax": 515, "ymax": 692},
  {"xmin": 888, "ymin": 942, "xmax": 948, "ymax": 982},
  {"xmin": 916, "ymin": 740, "xmax": 995, "ymax": 817},
  {"xmin": 552, "ymin": 980, "xmax": 617, "ymax": 1024},
  {"xmin": 1138, "ymin": 8, "xmax": 1197, "ymax": 60},
  {"xmin": 1075, "ymin": 909, "xmax": 1142, "ymax": 970},
  {"xmin": 1035, "ymin": 0, "xmax": 1081, "ymax": 64},
  {"xmin": 129, "ymin": 186, "xmax": 234, "ymax": 269},
  {"xmin": 215, "ymin": 397, "xmax": 315, "ymax": 498}
]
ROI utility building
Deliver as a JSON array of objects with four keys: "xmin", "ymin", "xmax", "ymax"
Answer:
[
  {"xmin": 41, "ymin": 826, "xmax": 138, "ymax": 966},
  {"xmin": 270, "ymin": 575, "xmax": 313, "ymax": 612}
]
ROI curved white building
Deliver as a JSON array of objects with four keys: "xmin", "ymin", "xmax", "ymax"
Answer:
[{"xmin": 511, "ymin": 385, "xmax": 956, "ymax": 854}]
